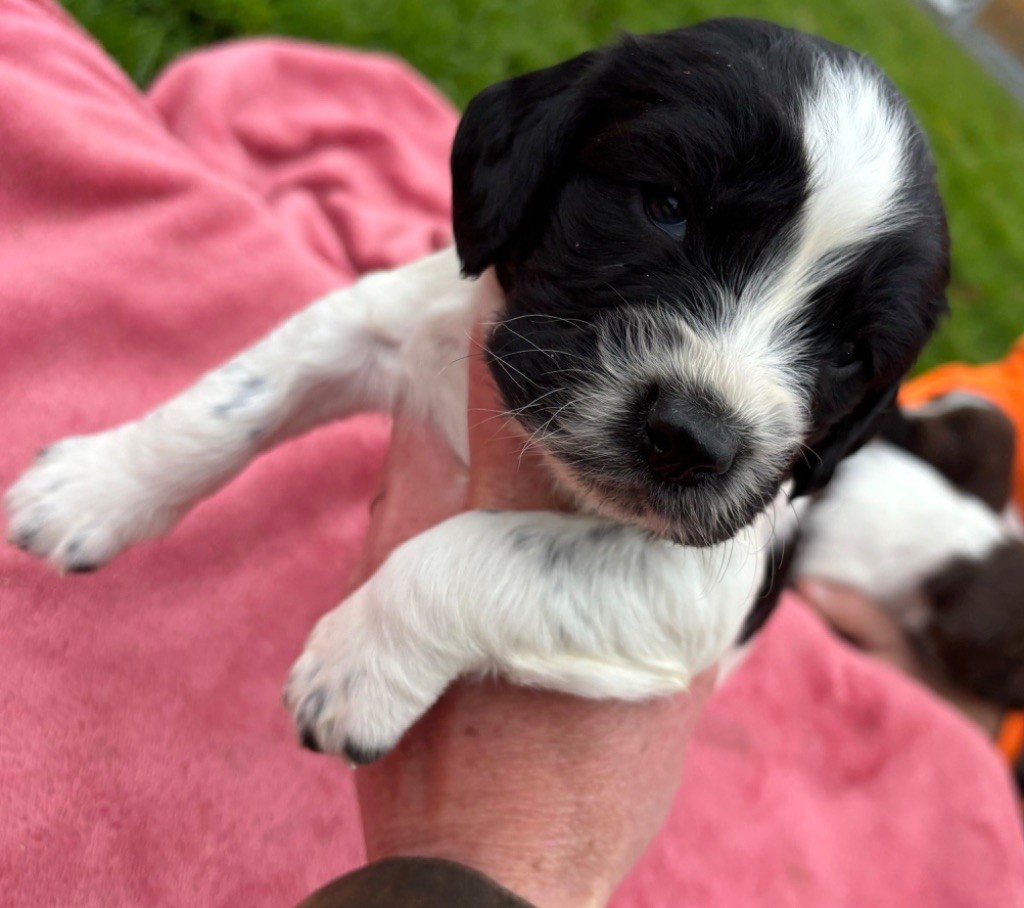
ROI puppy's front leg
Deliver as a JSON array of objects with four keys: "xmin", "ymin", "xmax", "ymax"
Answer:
[
  {"xmin": 285, "ymin": 508, "xmax": 765, "ymax": 763},
  {"xmin": 5, "ymin": 248, "xmax": 473, "ymax": 572}
]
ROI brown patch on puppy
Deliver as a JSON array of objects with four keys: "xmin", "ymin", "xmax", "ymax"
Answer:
[
  {"xmin": 922, "ymin": 540, "xmax": 1024, "ymax": 708},
  {"xmin": 884, "ymin": 396, "xmax": 1016, "ymax": 511}
]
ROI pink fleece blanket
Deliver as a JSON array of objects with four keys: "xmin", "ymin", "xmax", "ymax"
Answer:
[{"xmin": 2, "ymin": 2, "xmax": 1022, "ymax": 905}]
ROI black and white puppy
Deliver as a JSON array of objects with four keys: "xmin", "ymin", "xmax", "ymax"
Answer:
[
  {"xmin": 796, "ymin": 396, "xmax": 1024, "ymax": 707},
  {"xmin": 5, "ymin": 20, "xmax": 949, "ymax": 762}
]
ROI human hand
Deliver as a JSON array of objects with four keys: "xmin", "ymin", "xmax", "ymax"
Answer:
[
  {"xmin": 796, "ymin": 578, "xmax": 1002, "ymax": 738},
  {"xmin": 352, "ymin": 331, "xmax": 715, "ymax": 908}
]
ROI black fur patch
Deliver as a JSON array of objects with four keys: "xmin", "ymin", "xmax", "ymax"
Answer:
[
  {"xmin": 212, "ymin": 375, "xmax": 267, "ymax": 419},
  {"xmin": 738, "ymin": 524, "xmax": 802, "ymax": 644}
]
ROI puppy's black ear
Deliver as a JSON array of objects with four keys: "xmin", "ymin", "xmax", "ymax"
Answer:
[
  {"xmin": 791, "ymin": 383, "xmax": 900, "ymax": 497},
  {"xmin": 451, "ymin": 52, "xmax": 596, "ymax": 276}
]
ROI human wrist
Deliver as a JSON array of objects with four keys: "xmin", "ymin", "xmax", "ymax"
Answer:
[
  {"xmin": 354, "ymin": 679, "xmax": 711, "ymax": 908},
  {"xmin": 355, "ymin": 699, "xmax": 632, "ymax": 908}
]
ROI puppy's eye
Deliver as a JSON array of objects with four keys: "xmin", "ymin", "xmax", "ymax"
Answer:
[
  {"xmin": 644, "ymin": 190, "xmax": 688, "ymax": 238},
  {"xmin": 833, "ymin": 341, "xmax": 865, "ymax": 370}
]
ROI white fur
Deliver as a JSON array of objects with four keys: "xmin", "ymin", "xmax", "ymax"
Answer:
[
  {"xmin": 904, "ymin": 390, "xmax": 998, "ymax": 418},
  {"xmin": 799, "ymin": 62, "xmax": 912, "ymax": 260},
  {"xmin": 284, "ymin": 508, "xmax": 773, "ymax": 756},
  {"xmin": 5, "ymin": 248, "xmax": 474, "ymax": 570},
  {"xmin": 1004, "ymin": 504, "xmax": 1024, "ymax": 539}
]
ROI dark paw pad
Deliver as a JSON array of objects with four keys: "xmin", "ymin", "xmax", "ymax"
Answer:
[
  {"xmin": 299, "ymin": 727, "xmax": 322, "ymax": 754},
  {"xmin": 343, "ymin": 740, "xmax": 389, "ymax": 766},
  {"xmin": 11, "ymin": 527, "xmax": 39, "ymax": 551},
  {"xmin": 64, "ymin": 537, "xmax": 97, "ymax": 573}
]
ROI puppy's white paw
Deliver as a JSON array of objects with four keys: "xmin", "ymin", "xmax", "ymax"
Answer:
[
  {"xmin": 4, "ymin": 429, "xmax": 180, "ymax": 572},
  {"xmin": 284, "ymin": 587, "xmax": 455, "ymax": 765}
]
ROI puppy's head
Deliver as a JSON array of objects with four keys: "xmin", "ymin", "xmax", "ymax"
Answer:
[
  {"xmin": 892, "ymin": 393, "xmax": 1017, "ymax": 512},
  {"xmin": 453, "ymin": 18, "xmax": 949, "ymax": 545}
]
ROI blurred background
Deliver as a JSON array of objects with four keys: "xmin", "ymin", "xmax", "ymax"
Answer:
[{"xmin": 64, "ymin": 0, "xmax": 1024, "ymax": 371}]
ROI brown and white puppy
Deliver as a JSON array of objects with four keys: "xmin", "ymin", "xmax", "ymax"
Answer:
[{"xmin": 796, "ymin": 394, "xmax": 1024, "ymax": 708}]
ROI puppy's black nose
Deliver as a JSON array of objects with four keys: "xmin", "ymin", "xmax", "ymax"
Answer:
[{"xmin": 641, "ymin": 392, "xmax": 738, "ymax": 484}]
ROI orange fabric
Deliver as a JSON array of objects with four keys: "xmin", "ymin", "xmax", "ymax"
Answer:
[
  {"xmin": 900, "ymin": 336, "xmax": 1024, "ymax": 508},
  {"xmin": 997, "ymin": 712, "xmax": 1024, "ymax": 766}
]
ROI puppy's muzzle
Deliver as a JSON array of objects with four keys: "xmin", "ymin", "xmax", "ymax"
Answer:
[{"xmin": 640, "ymin": 388, "xmax": 740, "ymax": 485}]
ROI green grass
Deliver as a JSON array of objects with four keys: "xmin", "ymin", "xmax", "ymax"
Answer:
[{"xmin": 64, "ymin": 0, "xmax": 1024, "ymax": 370}]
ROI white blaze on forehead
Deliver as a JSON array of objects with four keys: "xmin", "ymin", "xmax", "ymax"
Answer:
[
  {"xmin": 800, "ymin": 61, "xmax": 912, "ymax": 260},
  {"xmin": 725, "ymin": 60, "xmax": 914, "ymax": 366}
]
